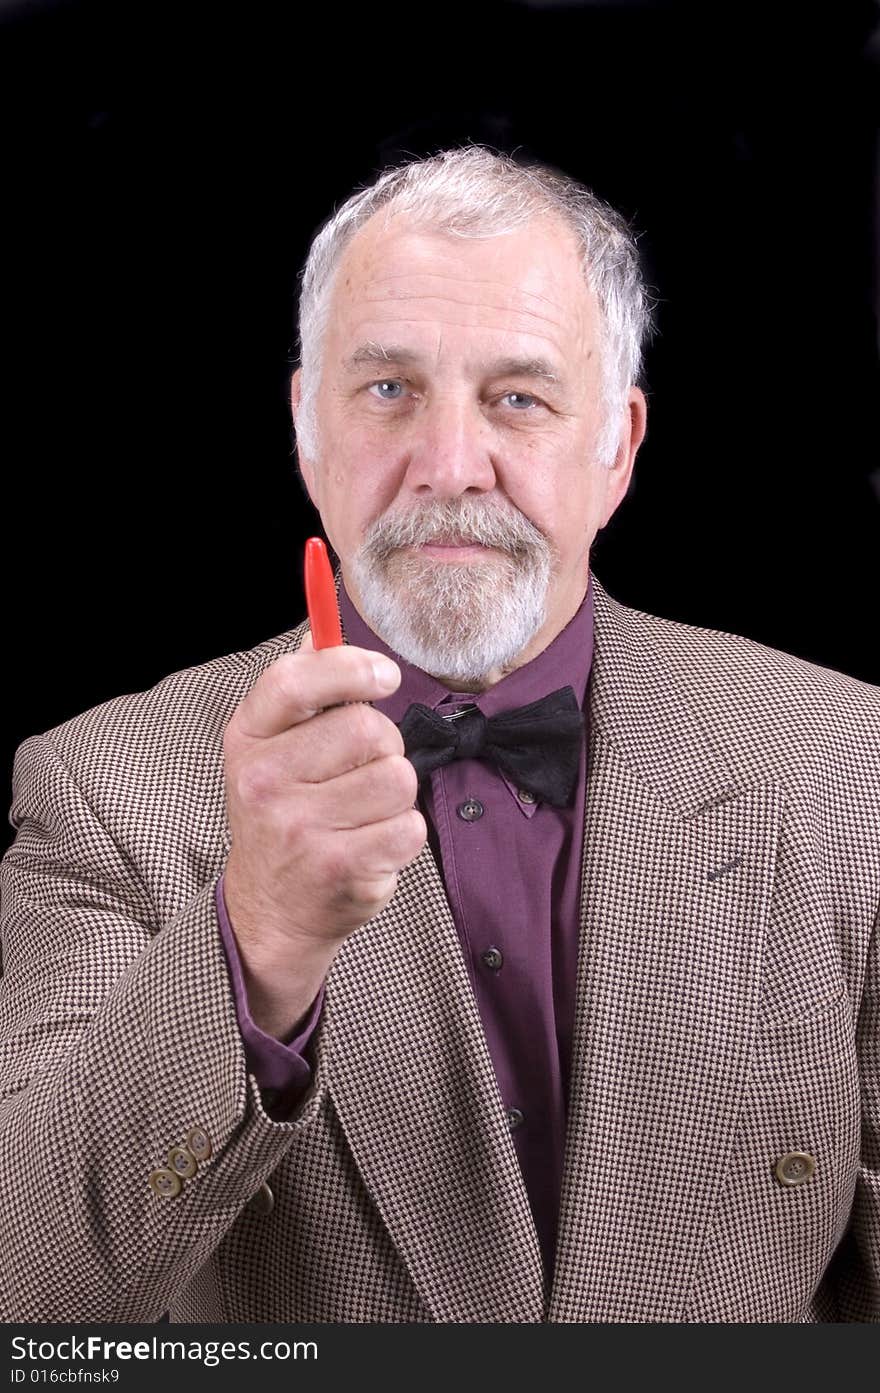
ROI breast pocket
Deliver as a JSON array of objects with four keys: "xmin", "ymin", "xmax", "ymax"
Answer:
[{"xmin": 750, "ymin": 985, "xmax": 855, "ymax": 1082}]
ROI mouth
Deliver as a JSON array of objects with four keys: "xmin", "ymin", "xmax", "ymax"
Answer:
[{"xmin": 415, "ymin": 540, "xmax": 494, "ymax": 559}]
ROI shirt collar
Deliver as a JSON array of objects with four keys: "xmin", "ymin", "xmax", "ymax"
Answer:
[{"xmin": 337, "ymin": 574, "xmax": 595, "ymax": 725}]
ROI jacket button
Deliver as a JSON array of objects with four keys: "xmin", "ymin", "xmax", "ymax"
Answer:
[
  {"xmin": 775, "ymin": 1152, "xmax": 816, "ymax": 1186},
  {"xmin": 517, "ymin": 788, "xmax": 537, "ymax": 804},
  {"xmin": 505, "ymin": 1107, "xmax": 525, "ymax": 1131},
  {"xmin": 480, "ymin": 946, "xmax": 504, "ymax": 971},
  {"xmin": 247, "ymin": 1182, "xmax": 274, "ymax": 1216},
  {"xmin": 457, "ymin": 798, "xmax": 484, "ymax": 822},
  {"xmin": 168, "ymin": 1145, "xmax": 197, "ymax": 1179},
  {"xmin": 186, "ymin": 1127, "xmax": 212, "ymax": 1162},
  {"xmin": 149, "ymin": 1168, "xmax": 182, "ymax": 1199}
]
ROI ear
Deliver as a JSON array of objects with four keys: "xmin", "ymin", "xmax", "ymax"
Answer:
[
  {"xmin": 290, "ymin": 368, "xmax": 319, "ymax": 507},
  {"xmin": 599, "ymin": 386, "xmax": 647, "ymax": 527}
]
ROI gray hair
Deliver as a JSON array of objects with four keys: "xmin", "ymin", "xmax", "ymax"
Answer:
[{"xmin": 295, "ymin": 145, "xmax": 654, "ymax": 467}]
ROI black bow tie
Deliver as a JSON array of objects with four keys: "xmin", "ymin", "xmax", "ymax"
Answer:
[{"xmin": 397, "ymin": 686, "xmax": 585, "ymax": 808}]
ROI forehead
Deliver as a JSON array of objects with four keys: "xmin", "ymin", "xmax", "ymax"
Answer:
[{"xmin": 325, "ymin": 209, "xmax": 599, "ymax": 367}]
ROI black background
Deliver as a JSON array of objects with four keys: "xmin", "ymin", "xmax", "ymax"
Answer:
[{"xmin": 2, "ymin": 0, "xmax": 878, "ymax": 850}]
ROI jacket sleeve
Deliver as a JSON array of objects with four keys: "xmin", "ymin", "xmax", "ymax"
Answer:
[{"xmin": 0, "ymin": 729, "xmax": 324, "ymax": 1323}]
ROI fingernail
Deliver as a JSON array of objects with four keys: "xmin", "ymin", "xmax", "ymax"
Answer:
[{"xmin": 371, "ymin": 657, "xmax": 400, "ymax": 690}]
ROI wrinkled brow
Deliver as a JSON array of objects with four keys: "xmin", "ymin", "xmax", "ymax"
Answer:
[{"xmin": 343, "ymin": 342, "xmax": 563, "ymax": 384}]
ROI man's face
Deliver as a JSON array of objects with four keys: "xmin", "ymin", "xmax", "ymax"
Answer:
[{"xmin": 293, "ymin": 209, "xmax": 645, "ymax": 686}]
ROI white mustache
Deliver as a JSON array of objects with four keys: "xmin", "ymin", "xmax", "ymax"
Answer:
[{"xmin": 362, "ymin": 500, "xmax": 548, "ymax": 559}]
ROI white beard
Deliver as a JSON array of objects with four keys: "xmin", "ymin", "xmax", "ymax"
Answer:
[{"xmin": 348, "ymin": 498, "xmax": 554, "ymax": 684}]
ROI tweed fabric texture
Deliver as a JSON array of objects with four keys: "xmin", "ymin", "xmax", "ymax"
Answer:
[{"xmin": 0, "ymin": 576, "xmax": 878, "ymax": 1322}]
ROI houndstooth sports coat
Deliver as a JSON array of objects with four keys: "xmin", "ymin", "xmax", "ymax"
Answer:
[{"xmin": 1, "ymin": 575, "xmax": 878, "ymax": 1323}]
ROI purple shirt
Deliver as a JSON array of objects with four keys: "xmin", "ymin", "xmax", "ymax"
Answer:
[{"xmin": 217, "ymin": 577, "xmax": 594, "ymax": 1280}]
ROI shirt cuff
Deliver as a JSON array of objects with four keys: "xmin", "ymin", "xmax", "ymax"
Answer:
[{"xmin": 215, "ymin": 872, "xmax": 324, "ymax": 1104}]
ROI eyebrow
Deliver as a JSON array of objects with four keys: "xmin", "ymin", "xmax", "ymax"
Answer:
[{"xmin": 343, "ymin": 342, "xmax": 563, "ymax": 385}]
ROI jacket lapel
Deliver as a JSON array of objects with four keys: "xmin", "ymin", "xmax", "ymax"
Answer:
[
  {"xmin": 324, "ymin": 841, "xmax": 546, "ymax": 1321},
  {"xmin": 548, "ymin": 578, "xmax": 782, "ymax": 1321}
]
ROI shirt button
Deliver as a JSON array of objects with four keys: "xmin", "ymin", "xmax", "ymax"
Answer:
[
  {"xmin": 505, "ymin": 1107, "xmax": 525, "ymax": 1131},
  {"xmin": 480, "ymin": 946, "xmax": 504, "ymax": 971},
  {"xmin": 517, "ymin": 788, "xmax": 537, "ymax": 804},
  {"xmin": 775, "ymin": 1152, "xmax": 816, "ymax": 1186},
  {"xmin": 457, "ymin": 798, "xmax": 484, "ymax": 822}
]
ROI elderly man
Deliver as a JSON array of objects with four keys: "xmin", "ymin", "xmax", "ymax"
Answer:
[{"xmin": 1, "ymin": 148, "xmax": 878, "ymax": 1324}]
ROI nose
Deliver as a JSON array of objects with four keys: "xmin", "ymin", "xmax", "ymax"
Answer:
[{"xmin": 402, "ymin": 396, "xmax": 497, "ymax": 498}]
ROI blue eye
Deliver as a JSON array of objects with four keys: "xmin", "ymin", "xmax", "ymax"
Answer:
[
  {"xmin": 369, "ymin": 380, "xmax": 404, "ymax": 399},
  {"xmin": 503, "ymin": 392, "xmax": 537, "ymax": 409}
]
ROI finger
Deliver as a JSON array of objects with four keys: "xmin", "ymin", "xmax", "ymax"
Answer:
[
  {"xmin": 266, "ymin": 702, "xmax": 406, "ymax": 784},
  {"xmin": 328, "ymin": 808, "xmax": 428, "ymax": 889},
  {"xmin": 313, "ymin": 754, "xmax": 419, "ymax": 829},
  {"xmin": 235, "ymin": 645, "xmax": 401, "ymax": 740}
]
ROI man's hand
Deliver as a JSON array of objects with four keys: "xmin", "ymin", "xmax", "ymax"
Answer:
[{"xmin": 221, "ymin": 635, "xmax": 426, "ymax": 1037}]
